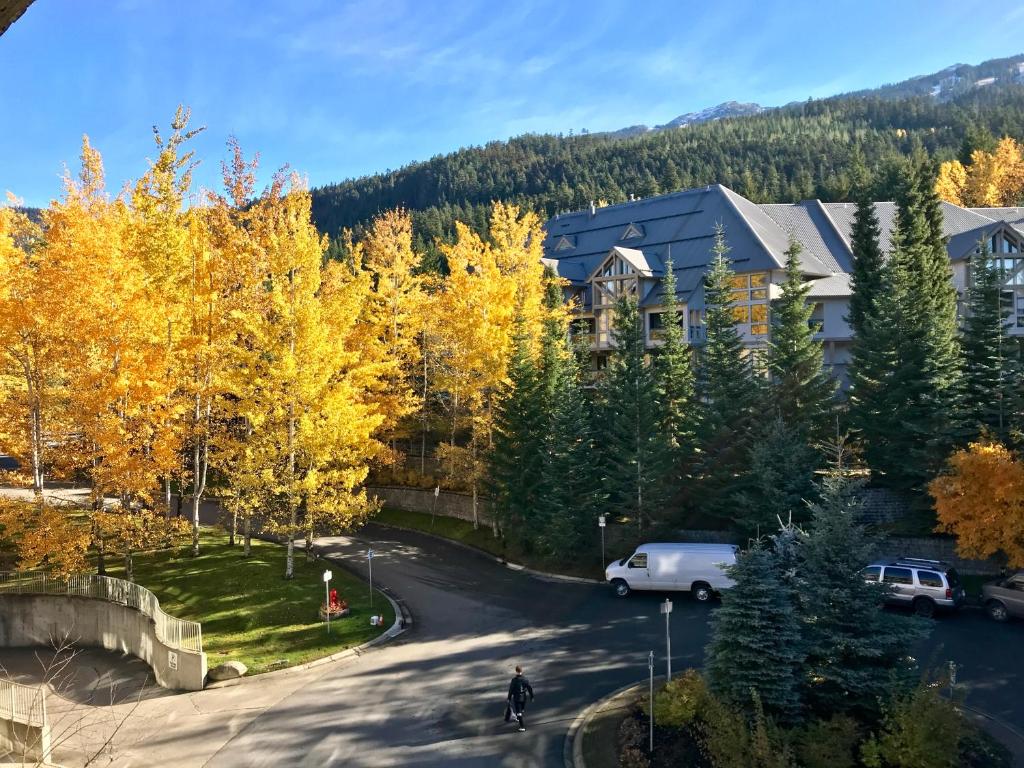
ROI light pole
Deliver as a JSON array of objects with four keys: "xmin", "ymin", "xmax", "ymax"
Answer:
[
  {"xmin": 661, "ymin": 598, "xmax": 673, "ymax": 681},
  {"xmin": 648, "ymin": 650, "xmax": 654, "ymax": 753},
  {"xmin": 323, "ymin": 569, "xmax": 332, "ymax": 635},
  {"xmin": 431, "ymin": 485, "xmax": 439, "ymax": 529},
  {"xmin": 367, "ymin": 548, "xmax": 375, "ymax": 612},
  {"xmin": 598, "ymin": 515, "xmax": 606, "ymax": 572}
]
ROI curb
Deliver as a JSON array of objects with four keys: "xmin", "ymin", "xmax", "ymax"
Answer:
[
  {"xmin": 370, "ymin": 521, "xmax": 605, "ymax": 585},
  {"xmin": 564, "ymin": 677, "xmax": 661, "ymax": 768},
  {"xmin": 957, "ymin": 701, "xmax": 1024, "ymax": 765},
  {"xmin": 205, "ymin": 548, "xmax": 412, "ymax": 688}
]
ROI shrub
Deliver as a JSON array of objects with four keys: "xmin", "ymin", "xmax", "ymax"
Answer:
[
  {"xmin": 861, "ymin": 685, "xmax": 963, "ymax": 768},
  {"xmin": 618, "ymin": 707, "xmax": 651, "ymax": 768},
  {"xmin": 653, "ymin": 670, "xmax": 710, "ymax": 729},
  {"xmin": 792, "ymin": 715, "xmax": 861, "ymax": 768},
  {"xmin": 958, "ymin": 722, "xmax": 1014, "ymax": 768},
  {"xmin": 700, "ymin": 690, "xmax": 794, "ymax": 768}
]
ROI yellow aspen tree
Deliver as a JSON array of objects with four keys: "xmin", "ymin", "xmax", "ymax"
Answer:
[
  {"xmin": 0, "ymin": 497, "xmax": 91, "ymax": 577},
  {"xmin": 432, "ymin": 203, "xmax": 549, "ymax": 530},
  {"xmin": 360, "ymin": 208, "xmax": 424, "ymax": 464},
  {"xmin": 127, "ymin": 106, "xmax": 204, "ymax": 524},
  {"xmin": 931, "ymin": 439, "xmax": 1024, "ymax": 568},
  {"xmin": 934, "ymin": 160, "xmax": 967, "ymax": 206},
  {"xmin": 0, "ymin": 201, "xmax": 60, "ymax": 496}
]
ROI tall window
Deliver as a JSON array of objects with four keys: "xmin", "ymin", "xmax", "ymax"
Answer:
[{"xmin": 727, "ymin": 272, "xmax": 770, "ymax": 336}]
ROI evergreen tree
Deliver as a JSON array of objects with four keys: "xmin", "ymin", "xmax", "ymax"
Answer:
[
  {"xmin": 597, "ymin": 295, "xmax": 671, "ymax": 531},
  {"xmin": 962, "ymin": 240, "xmax": 1018, "ymax": 441},
  {"xmin": 489, "ymin": 319, "xmax": 544, "ymax": 549},
  {"xmin": 846, "ymin": 189, "xmax": 885, "ymax": 338},
  {"xmin": 696, "ymin": 225, "xmax": 761, "ymax": 521},
  {"xmin": 798, "ymin": 465, "xmax": 928, "ymax": 719},
  {"xmin": 536, "ymin": 331, "xmax": 603, "ymax": 558},
  {"xmin": 705, "ymin": 545, "xmax": 806, "ymax": 725},
  {"xmin": 734, "ymin": 417, "xmax": 820, "ymax": 536},
  {"xmin": 766, "ymin": 239, "xmax": 835, "ymax": 438},
  {"xmin": 852, "ymin": 162, "xmax": 964, "ymax": 492},
  {"xmin": 655, "ymin": 256, "xmax": 698, "ymax": 471}
]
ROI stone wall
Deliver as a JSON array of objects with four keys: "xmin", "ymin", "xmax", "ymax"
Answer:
[
  {"xmin": 368, "ymin": 485, "xmax": 492, "ymax": 526},
  {"xmin": 0, "ymin": 594, "xmax": 207, "ymax": 691}
]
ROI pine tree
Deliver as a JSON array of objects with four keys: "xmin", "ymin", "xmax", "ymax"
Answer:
[
  {"xmin": 734, "ymin": 417, "xmax": 820, "ymax": 536},
  {"xmin": 705, "ymin": 545, "xmax": 806, "ymax": 725},
  {"xmin": 846, "ymin": 191, "xmax": 885, "ymax": 339},
  {"xmin": 655, "ymin": 256, "xmax": 698, "ymax": 471},
  {"xmin": 490, "ymin": 319, "xmax": 544, "ymax": 549},
  {"xmin": 766, "ymin": 239, "xmax": 835, "ymax": 438},
  {"xmin": 962, "ymin": 240, "xmax": 1018, "ymax": 441},
  {"xmin": 536, "ymin": 332, "xmax": 602, "ymax": 559},
  {"xmin": 696, "ymin": 225, "xmax": 761, "ymax": 521},
  {"xmin": 798, "ymin": 467, "xmax": 928, "ymax": 719},
  {"xmin": 597, "ymin": 295, "xmax": 671, "ymax": 531}
]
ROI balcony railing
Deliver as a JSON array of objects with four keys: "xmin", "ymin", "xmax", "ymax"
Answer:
[{"xmin": 0, "ymin": 678, "xmax": 47, "ymax": 728}]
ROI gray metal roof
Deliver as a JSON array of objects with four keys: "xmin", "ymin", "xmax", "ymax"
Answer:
[{"xmin": 544, "ymin": 186, "xmax": 1024, "ymax": 306}]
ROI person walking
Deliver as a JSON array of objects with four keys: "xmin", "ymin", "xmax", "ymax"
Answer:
[{"xmin": 505, "ymin": 665, "xmax": 535, "ymax": 732}]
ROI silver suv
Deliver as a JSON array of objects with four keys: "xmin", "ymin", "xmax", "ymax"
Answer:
[{"xmin": 863, "ymin": 558, "xmax": 965, "ymax": 618}]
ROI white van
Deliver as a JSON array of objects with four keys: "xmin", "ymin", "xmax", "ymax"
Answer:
[{"xmin": 605, "ymin": 543, "xmax": 738, "ymax": 600}]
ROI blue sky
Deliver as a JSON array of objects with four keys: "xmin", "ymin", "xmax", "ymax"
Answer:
[{"xmin": 2, "ymin": 0, "xmax": 1024, "ymax": 207}]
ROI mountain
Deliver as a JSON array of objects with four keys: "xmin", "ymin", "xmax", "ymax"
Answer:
[
  {"xmin": 599, "ymin": 101, "xmax": 764, "ymax": 138},
  {"xmin": 310, "ymin": 54, "xmax": 1024, "ymax": 267}
]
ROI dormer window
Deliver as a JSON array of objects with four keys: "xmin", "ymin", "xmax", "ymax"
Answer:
[
  {"xmin": 620, "ymin": 223, "xmax": 644, "ymax": 241},
  {"xmin": 554, "ymin": 235, "xmax": 576, "ymax": 251}
]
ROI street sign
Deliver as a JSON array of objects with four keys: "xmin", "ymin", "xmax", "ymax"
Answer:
[
  {"xmin": 323, "ymin": 570, "xmax": 332, "ymax": 582},
  {"xmin": 598, "ymin": 515, "xmax": 606, "ymax": 528},
  {"xmin": 434, "ymin": 486, "xmax": 440, "ymax": 497},
  {"xmin": 367, "ymin": 549, "xmax": 375, "ymax": 559},
  {"xmin": 660, "ymin": 598, "xmax": 673, "ymax": 614},
  {"xmin": 168, "ymin": 651, "xmax": 178, "ymax": 671}
]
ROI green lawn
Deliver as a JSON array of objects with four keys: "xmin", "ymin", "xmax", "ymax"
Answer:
[
  {"xmin": 105, "ymin": 530, "xmax": 394, "ymax": 675},
  {"xmin": 372, "ymin": 507, "xmax": 608, "ymax": 579}
]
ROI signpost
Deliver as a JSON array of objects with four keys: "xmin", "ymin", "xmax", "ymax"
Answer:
[
  {"xmin": 661, "ymin": 598, "xmax": 673, "ymax": 681},
  {"xmin": 431, "ymin": 485, "xmax": 440, "ymax": 529},
  {"xmin": 323, "ymin": 569, "xmax": 333, "ymax": 635},
  {"xmin": 367, "ymin": 549, "xmax": 375, "ymax": 611},
  {"xmin": 648, "ymin": 650, "xmax": 655, "ymax": 753},
  {"xmin": 597, "ymin": 515, "xmax": 606, "ymax": 571}
]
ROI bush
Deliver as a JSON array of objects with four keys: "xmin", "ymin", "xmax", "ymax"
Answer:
[
  {"xmin": 958, "ymin": 722, "xmax": 1014, "ymax": 768},
  {"xmin": 700, "ymin": 690, "xmax": 794, "ymax": 768},
  {"xmin": 792, "ymin": 716, "xmax": 861, "ymax": 768},
  {"xmin": 861, "ymin": 685, "xmax": 963, "ymax": 768},
  {"xmin": 653, "ymin": 670, "xmax": 710, "ymax": 729},
  {"xmin": 618, "ymin": 708, "xmax": 651, "ymax": 768}
]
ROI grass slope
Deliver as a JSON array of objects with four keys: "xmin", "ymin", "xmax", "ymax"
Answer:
[{"xmin": 105, "ymin": 530, "xmax": 393, "ymax": 674}]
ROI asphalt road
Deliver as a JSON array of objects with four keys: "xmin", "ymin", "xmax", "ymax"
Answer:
[{"xmin": 204, "ymin": 523, "xmax": 1024, "ymax": 767}]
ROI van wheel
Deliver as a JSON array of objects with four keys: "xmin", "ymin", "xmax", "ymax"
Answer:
[
  {"xmin": 692, "ymin": 582, "xmax": 712, "ymax": 603},
  {"xmin": 987, "ymin": 599, "xmax": 1009, "ymax": 622},
  {"xmin": 611, "ymin": 579, "xmax": 631, "ymax": 598},
  {"xmin": 913, "ymin": 597, "xmax": 936, "ymax": 618}
]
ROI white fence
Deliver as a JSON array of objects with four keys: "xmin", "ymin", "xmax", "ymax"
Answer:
[
  {"xmin": 0, "ymin": 572, "xmax": 203, "ymax": 654},
  {"xmin": 0, "ymin": 678, "xmax": 47, "ymax": 728}
]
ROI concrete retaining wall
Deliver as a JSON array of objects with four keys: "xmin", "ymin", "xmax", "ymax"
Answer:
[
  {"xmin": 0, "ymin": 594, "xmax": 207, "ymax": 691},
  {"xmin": 0, "ymin": 714, "xmax": 49, "ymax": 763},
  {"xmin": 368, "ymin": 485, "xmax": 492, "ymax": 525}
]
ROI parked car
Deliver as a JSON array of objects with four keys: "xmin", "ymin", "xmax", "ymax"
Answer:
[
  {"xmin": 863, "ymin": 557, "xmax": 966, "ymax": 617},
  {"xmin": 605, "ymin": 543, "xmax": 738, "ymax": 600},
  {"xmin": 982, "ymin": 571, "xmax": 1024, "ymax": 622}
]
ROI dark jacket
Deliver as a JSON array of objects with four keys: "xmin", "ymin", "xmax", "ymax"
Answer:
[{"xmin": 507, "ymin": 674, "xmax": 534, "ymax": 703}]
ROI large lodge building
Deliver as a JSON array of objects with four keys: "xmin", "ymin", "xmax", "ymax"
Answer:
[{"xmin": 540, "ymin": 184, "xmax": 1024, "ymax": 382}]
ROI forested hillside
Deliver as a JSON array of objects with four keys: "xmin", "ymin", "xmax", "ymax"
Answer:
[{"xmin": 311, "ymin": 56, "xmax": 1024, "ymax": 267}]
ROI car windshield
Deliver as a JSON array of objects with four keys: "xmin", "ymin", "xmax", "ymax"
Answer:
[
  {"xmin": 946, "ymin": 568, "xmax": 961, "ymax": 587},
  {"xmin": 618, "ymin": 556, "xmax": 629, "ymax": 566}
]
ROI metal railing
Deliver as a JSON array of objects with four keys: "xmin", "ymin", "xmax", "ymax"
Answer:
[
  {"xmin": 0, "ymin": 571, "xmax": 203, "ymax": 654},
  {"xmin": 0, "ymin": 678, "xmax": 47, "ymax": 728}
]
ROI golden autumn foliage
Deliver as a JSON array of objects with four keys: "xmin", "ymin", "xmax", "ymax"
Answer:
[
  {"xmin": 935, "ymin": 137, "xmax": 1024, "ymax": 208},
  {"xmin": 930, "ymin": 439, "xmax": 1024, "ymax": 568},
  {"xmin": 0, "ymin": 107, "xmax": 563, "ymax": 578}
]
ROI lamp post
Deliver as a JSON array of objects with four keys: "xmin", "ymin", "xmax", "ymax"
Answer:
[
  {"xmin": 323, "ymin": 569, "xmax": 332, "ymax": 635},
  {"xmin": 367, "ymin": 549, "xmax": 375, "ymax": 612},
  {"xmin": 648, "ymin": 650, "xmax": 655, "ymax": 753},
  {"xmin": 431, "ymin": 485, "xmax": 439, "ymax": 529},
  {"xmin": 661, "ymin": 598, "xmax": 673, "ymax": 681},
  {"xmin": 598, "ymin": 515, "xmax": 606, "ymax": 572}
]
